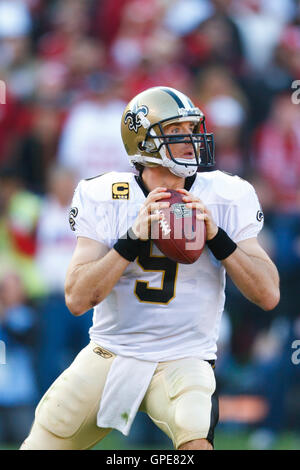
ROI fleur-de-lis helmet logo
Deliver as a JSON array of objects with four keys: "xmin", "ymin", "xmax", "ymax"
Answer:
[{"xmin": 124, "ymin": 104, "xmax": 149, "ymax": 133}]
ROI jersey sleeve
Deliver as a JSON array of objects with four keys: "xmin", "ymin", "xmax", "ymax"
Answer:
[
  {"xmin": 69, "ymin": 180, "xmax": 112, "ymax": 246},
  {"xmin": 225, "ymin": 182, "xmax": 264, "ymax": 243}
]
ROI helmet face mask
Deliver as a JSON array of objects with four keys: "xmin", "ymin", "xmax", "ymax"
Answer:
[
  {"xmin": 121, "ymin": 87, "xmax": 215, "ymax": 176},
  {"xmin": 144, "ymin": 115, "xmax": 214, "ymax": 168}
]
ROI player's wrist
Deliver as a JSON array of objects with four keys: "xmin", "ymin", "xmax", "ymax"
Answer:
[
  {"xmin": 113, "ymin": 228, "xmax": 146, "ymax": 261},
  {"xmin": 206, "ymin": 227, "xmax": 237, "ymax": 260},
  {"xmin": 206, "ymin": 225, "xmax": 218, "ymax": 241},
  {"xmin": 130, "ymin": 223, "xmax": 146, "ymax": 241}
]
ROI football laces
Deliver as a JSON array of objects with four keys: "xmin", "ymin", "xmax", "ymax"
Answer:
[{"xmin": 154, "ymin": 210, "xmax": 171, "ymax": 236}]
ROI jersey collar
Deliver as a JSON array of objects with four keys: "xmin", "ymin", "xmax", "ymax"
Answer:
[{"xmin": 134, "ymin": 173, "xmax": 197, "ymax": 198}]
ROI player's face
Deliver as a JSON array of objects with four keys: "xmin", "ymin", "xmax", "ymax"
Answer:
[{"xmin": 163, "ymin": 121, "xmax": 197, "ymax": 162}]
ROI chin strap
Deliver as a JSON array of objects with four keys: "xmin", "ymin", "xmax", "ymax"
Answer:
[
  {"xmin": 129, "ymin": 151, "xmax": 198, "ymax": 178},
  {"xmin": 167, "ymin": 162, "xmax": 197, "ymax": 178},
  {"xmin": 160, "ymin": 146, "xmax": 198, "ymax": 178}
]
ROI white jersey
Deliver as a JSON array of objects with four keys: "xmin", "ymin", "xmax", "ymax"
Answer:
[{"xmin": 70, "ymin": 170, "xmax": 263, "ymax": 362}]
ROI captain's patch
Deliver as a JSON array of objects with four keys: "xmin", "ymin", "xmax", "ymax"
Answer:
[{"xmin": 112, "ymin": 182, "xmax": 130, "ymax": 200}]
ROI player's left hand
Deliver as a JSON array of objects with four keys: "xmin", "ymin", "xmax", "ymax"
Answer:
[{"xmin": 177, "ymin": 188, "xmax": 218, "ymax": 241}]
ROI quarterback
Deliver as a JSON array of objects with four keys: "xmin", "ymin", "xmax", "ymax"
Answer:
[{"xmin": 20, "ymin": 87, "xmax": 280, "ymax": 450}]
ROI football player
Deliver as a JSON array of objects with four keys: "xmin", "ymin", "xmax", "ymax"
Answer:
[{"xmin": 20, "ymin": 86, "xmax": 280, "ymax": 450}]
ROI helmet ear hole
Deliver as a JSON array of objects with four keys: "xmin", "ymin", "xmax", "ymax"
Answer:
[{"xmin": 138, "ymin": 142, "xmax": 146, "ymax": 151}]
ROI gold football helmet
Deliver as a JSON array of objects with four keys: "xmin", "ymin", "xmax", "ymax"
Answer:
[{"xmin": 121, "ymin": 86, "xmax": 215, "ymax": 177}]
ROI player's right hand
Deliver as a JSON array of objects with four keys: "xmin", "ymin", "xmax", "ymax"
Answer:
[{"xmin": 132, "ymin": 188, "xmax": 171, "ymax": 240}]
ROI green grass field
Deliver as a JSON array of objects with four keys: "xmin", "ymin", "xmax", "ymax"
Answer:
[
  {"xmin": 1, "ymin": 431, "xmax": 299, "ymax": 450},
  {"xmin": 90, "ymin": 429, "xmax": 300, "ymax": 450},
  {"xmin": 89, "ymin": 412, "xmax": 300, "ymax": 450}
]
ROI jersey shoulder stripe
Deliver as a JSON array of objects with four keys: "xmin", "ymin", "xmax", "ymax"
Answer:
[{"xmin": 84, "ymin": 172, "xmax": 107, "ymax": 181}]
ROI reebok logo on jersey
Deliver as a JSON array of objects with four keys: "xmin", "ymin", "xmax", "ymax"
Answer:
[
  {"xmin": 112, "ymin": 182, "xmax": 130, "ymax": 200},
  {"xmin": 93, "ymin": 346, "xmax": 113, "ymax": 359}
]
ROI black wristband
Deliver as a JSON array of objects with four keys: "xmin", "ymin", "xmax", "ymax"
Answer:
[
  {"xmin": 113, "ymin": 228, "xmax": 145, "ymax": 261},
  {"xmin": 206, "ymin": 227, "xmax": 237, "ymax": 260}
]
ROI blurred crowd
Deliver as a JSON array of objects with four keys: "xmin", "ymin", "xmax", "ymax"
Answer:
[{"xmin": 0, "ymin": 0, "xmax": 300, "ymax": 448}]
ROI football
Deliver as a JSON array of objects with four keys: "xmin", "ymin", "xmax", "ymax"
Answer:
[{"xmin": 152, "ymin": 189, "xmax": 206, "ymax": 264}]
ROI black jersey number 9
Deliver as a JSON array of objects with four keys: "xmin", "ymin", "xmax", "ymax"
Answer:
[{"xmin": 134, "ymin": 242, "xmax": 178, "ymax": 304}]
